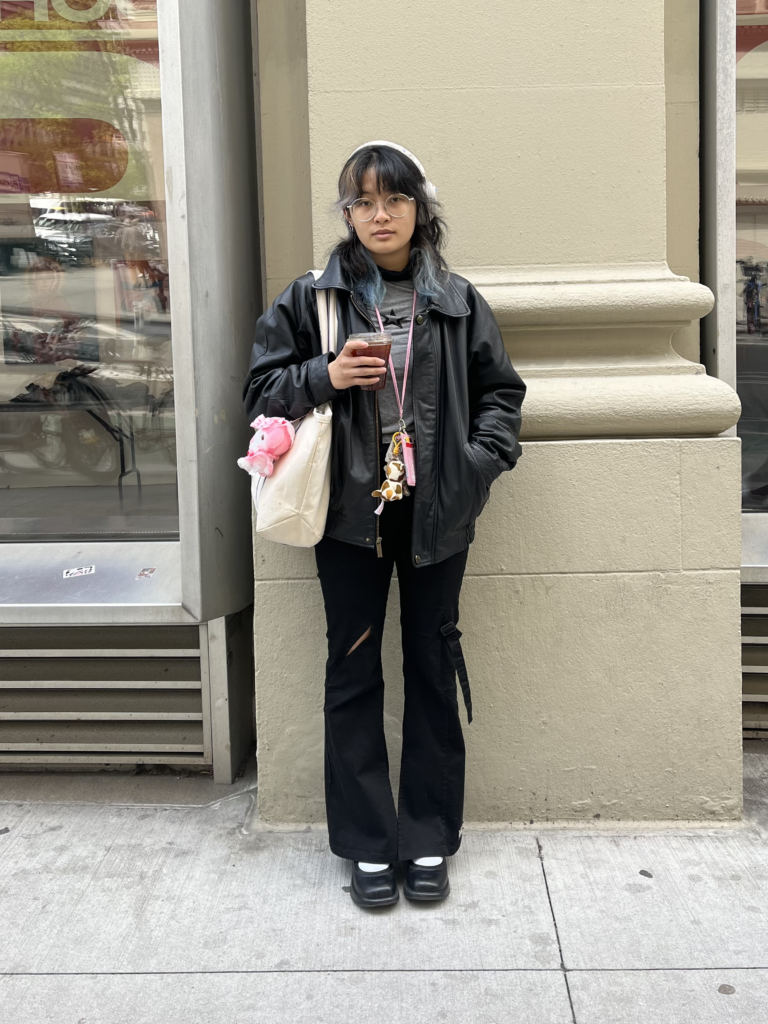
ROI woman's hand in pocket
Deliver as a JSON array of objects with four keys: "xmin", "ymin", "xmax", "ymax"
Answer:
[{"xmin": 328, "ymin": 340, "xmax": 386, "ymax": 390}]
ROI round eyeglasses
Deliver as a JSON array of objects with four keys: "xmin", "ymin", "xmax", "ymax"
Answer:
[{"xmin": 346, "ymin": 194, "xmax": 414, "ymax": 222}]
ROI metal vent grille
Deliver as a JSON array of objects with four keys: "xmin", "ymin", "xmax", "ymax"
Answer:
[
  {"xmin": 0, "ymin": 625, "xmax": 211, "ymax": 766},
  {"xmin": 742, "ymin": 585, "xmax": 768, "ymax": 740}
]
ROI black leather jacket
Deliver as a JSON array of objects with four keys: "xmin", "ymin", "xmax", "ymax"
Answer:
[{"xmin": 243, "ymin": 255, "xmax": 526, "ymax": 567}]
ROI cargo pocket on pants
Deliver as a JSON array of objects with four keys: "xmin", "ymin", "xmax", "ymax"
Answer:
[{"xmin": 440, "ymin": 621, "xmax": 473, "ymax": 724}]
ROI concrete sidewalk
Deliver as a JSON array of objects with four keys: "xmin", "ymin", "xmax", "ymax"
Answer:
[{"xmin": 1, "ymin": 754, "xmax": 767, "ymax": 1023}]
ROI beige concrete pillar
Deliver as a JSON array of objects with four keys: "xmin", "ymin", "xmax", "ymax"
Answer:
[{"xmin": 252, "ymin": 0, "xmax": 743, "ymax": 825}]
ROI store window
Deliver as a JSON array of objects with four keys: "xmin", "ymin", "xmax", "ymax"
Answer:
[
  {"xmin": 0, "ymin": 0, "xmax": 176, "ymax": 541},
  {"xmin": 738, "ymin": 0, "xmax": 768, "ymax": 509}
]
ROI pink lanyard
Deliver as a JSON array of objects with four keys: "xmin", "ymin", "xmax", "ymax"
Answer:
[{"xmin": 375, "ymin": 290, "xmax": 417, "ymax": 431}]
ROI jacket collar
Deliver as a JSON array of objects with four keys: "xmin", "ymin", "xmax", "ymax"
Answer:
[{"xmin": 313, "ymin": 252, "xmax": 470, "ymax": 318}]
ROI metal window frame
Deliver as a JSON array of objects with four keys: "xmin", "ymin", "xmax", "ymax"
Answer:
[
  {"xmin": 0, "ymin": 0, "xmax": 261, "ymax": 625},
  {"xmin": 701, "ymin": 0, "xmax": 768, "ymax": 578},
  {"xmin": 701, "ymin": 0, "xmax": 736, "ymax": 391}
]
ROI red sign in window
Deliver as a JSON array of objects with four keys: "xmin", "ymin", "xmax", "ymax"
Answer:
[{"xmin": 0, "ymin": 119, "xmax": 128, "ymax": 194}]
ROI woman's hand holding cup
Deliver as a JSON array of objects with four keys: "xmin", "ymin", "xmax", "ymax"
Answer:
[{"xmin": 328, "ymin": 339, "xmax": 387, "ymax": 390}]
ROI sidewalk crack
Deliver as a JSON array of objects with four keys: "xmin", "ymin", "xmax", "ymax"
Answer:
[{"xmin": 537, "ymin": 837, "xmax": 577, "ymax": 1024}]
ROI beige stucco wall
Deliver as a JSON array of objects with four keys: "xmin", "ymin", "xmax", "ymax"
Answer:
[
  {"xmin": 306, "ymin": 1, "xmax": 667, "ymax": 269},
  {"xmin": 251, "ymin": 0, "xmax": 743, "ymax": 825}
]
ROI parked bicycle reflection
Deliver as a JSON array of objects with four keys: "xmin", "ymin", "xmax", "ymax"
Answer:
[
  {"xmin": 737, "ymin": 261, "xmax": 768, "ymax": 509},
  {"xmin": 0, "ymin": 264, "xmax": 177, "ymax": 540}
]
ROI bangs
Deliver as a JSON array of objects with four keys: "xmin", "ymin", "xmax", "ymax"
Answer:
[{"xmin": 338, "ymin": 147, "xmax": 423, "ymax": 203}]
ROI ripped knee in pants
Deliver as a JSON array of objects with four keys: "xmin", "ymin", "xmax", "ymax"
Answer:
[{"xmin": 346, "ymin": 626, "xmax": 371, "ymax": 656}]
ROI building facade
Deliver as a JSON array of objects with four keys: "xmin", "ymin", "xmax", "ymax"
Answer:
[{"xmin": 0, "ymin": 0, "xmax": 750, "ymax": 825}]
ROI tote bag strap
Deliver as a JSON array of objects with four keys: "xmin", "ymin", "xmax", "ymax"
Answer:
[{"xmin": 310, "ymin": 270, "xmax": 337, "ymax": 356}]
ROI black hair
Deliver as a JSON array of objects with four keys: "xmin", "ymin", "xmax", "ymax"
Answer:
[{"xmin": 330, "ymin": 144, "xmax": 449, "ymax": 307}]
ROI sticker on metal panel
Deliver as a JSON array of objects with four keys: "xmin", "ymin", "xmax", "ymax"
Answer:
[
  {"xmin": 136, "ymin": 567, "xmax": 157, "ymax": 580},
  {"xmin": 63, "ymin": 565, "xmax": 95, "ymax": 579}
]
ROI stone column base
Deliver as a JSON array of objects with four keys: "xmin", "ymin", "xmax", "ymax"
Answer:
[{"xmin": 252, "ymin": 436, "xmax": 743, "ymax": 826}]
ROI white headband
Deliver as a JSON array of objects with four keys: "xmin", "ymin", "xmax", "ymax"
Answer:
[{"xmin": 348, "ymin": 140, "xmax": 437, "ymax": 200}]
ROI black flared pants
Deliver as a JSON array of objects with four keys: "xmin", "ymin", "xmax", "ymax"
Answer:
[{"xmin": 314, "ymin": 491, "xmax": 470, "ymax": 863}]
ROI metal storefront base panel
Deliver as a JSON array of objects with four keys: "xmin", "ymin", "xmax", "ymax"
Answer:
[
  {"xmin": 0, "ymin": 720, "xmax": 205, "ymax": 751},
  {"xmin": 743, "ymin": 588, "xmax": 768, "ymax": 741},
  {"xmin": 0, "ymin": 625, "xmax": 208, "ymax": 765},
  {"xmin": 0, "ymin": 618, "xmax": 253, "ymax": 783},
  {"xmin": 742, "ymin": 515, "xmax": 768, "ymax": 584},
  {"xmin": 0, "ymin": 541, "xmax": 195, "ymax": 625},
  {"xmin": 0, "ymin": 753, "xmax": 210, "ymax": 766},
  {"xmin": 0, "ymin": 680, "xmax": 202, "ymax": 689}
]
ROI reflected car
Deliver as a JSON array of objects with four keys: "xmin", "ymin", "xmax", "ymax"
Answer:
[
  {"xmin": 34, "ymin": 212, "xmax": 120, "ymax": 265},
  {"xmin": 1, "ymin": 312, "xmax": 171, "ymax": 368},
  {"xmin": 33, "ymin": 213, "xmax": 161, "ymax": 266}
]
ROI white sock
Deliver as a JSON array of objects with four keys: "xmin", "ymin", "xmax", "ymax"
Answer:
[
  {"xmin": 358, "ymin": 862, "xmax": 390, "ymax": 872},
  {"xmin": 413, "ymin": 856, "xmax": 444, "ymax": 867}
]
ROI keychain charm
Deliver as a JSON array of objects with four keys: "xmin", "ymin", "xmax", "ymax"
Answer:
[
  {"xmin": 372, "ymin": 459, "xmax": 408, "ymax": 513},
  {"xmin": 372, "ymin": 431, "xmax": 411, "ymax": 514}
]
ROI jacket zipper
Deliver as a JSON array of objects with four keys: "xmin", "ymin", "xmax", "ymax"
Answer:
[
  {"xmin": 410, "ymin": 309, "xmax": 421, "ymax": 567},
  {"xmin": 428, "ymin": 303, "xmax": 440, "ymax": 564},
  {"xmin": 374, "ymin": 390, "xmax": 383, "ymax": 558},
  {"xmin": 349, "ymin": 292, "xmax": 383, "ymax": 557}
]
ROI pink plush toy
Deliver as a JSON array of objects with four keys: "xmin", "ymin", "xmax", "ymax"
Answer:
[{"xmin": 237, "ymin": 415, "xmax": 295, "ymax": 477}]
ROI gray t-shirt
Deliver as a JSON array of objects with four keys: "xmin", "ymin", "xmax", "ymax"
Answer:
[{"xmin": 366, "ymin": 269, "xmax": 424, "ymax": 443}]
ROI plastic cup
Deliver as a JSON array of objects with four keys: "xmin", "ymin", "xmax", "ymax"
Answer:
[{"xmin": 349, "ymin": 332, "xmax": 392, "ymax": 391}]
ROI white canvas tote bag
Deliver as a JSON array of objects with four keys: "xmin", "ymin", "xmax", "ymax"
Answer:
[{"xmin": 253, "ymin": 280, "xmax": 337, "ymax": 547}]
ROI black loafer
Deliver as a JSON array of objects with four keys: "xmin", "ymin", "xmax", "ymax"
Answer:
[
  {"xmin": 404, "ymin": 859, "xmax": 450, "ymax": 902},
  {"xmin": 350, "ymin": 863, "xmax": 399, "ymax": 907}
]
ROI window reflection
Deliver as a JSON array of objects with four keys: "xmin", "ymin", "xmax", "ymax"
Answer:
[{"xmin": 0, "ymin": 0, "xmax": 177, "ymax": 541}]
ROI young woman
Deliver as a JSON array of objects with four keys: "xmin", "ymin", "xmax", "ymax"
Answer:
[{"xmin": 244, "ymin": 142, "xmax": 525, "ymax": 908}]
